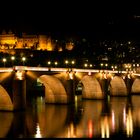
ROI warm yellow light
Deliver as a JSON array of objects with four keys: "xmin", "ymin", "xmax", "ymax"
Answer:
[
  {"xmin": 15, "ymin": 70, "xmax": 24, "ymax": 80},
  {"xmin": 69, "ymin": 72, "xmax": 73, "ymax": 79},
  {"xmin": 48, "ymin": 61, "xmax": 51, "ymax": 65},
  {"xmin": 11, "ymin": 56, "xmax": 15, "ymax": 60},
  {"xmin": 65, "ymin": 60, "xmax": 69, "ymax": 64},
  {"xmin": 46, "ymin": 42, "xmax": 53, "ymax": 51},
  {"xmin": 101, "ymin": 63, "xmax": 103, "ymax": 66},
  {"xmin": 3, "ymin": 58, "xmax": 6, "ymax": 62},
  {"xmin": 54, "ymin": 61, "xmax": 58, "ymax": 65},
  {"xmin": 58, "ymin": 47, "xmax": 63, "ymax": 52},
  {"xmin": 105, "ymin": 64, "xmax": 108, "ymax": 67},
  {"xmin": 89, "ymin": 64, "xmax": 92, "ymax": 67},
  {"xmin": 71, "ymin": 60, "xmax": 75, "ymax": 64},
  {"xmin": 126, "ymin": 108, "xmax": 133, "ymax": 137},
  {"xmin": 84, "ymin": 63, "xmax": 88, "ymax": 67},
  {"xmin": 128, "ymin": 74, "xmax": 131, "ymax": 79},
  {"xmin": 34, "ymin": 123, "xmax": 42, "ymax": 138},
  {"xmin": 66, "ymin": 42, "xmax": 74, "ymax": 50},
  {"xmin": 88, "ymin": 72, "xmax": 91, "ymax": 75},
  {"xmin": 22, "ymin": 57, "xmax": 26, "ymax": 61},
  {"xmin": 128, "ymin": 65, "xmax": 131, "ymax": 68},
  {"xmin": 101, "ymin": 116, "xmax": 110, "ymax": 138},
  {"xmin": 114, "ymin": 66, "xmax": 117, "ymax": 69}
]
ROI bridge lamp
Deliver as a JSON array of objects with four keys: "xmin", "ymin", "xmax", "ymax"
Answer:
[
  {"xmin": 11, "ymin": 56, "xmax": 15, "ymax": 66},
  {"xmin": 84, "ymin": 63, "xmax": 88, "ymax": 68},
  {"xmin": 105, "ymin": 64, "xmax": 108, "ymax": 70},
  {"xmin": 100, "ymin": 63, "xmax": 103, "ymax": 66},
  {"xmin": 114, "ymin": 66, "xmax": 117, "ymax": 69},
  {"xmin": 22, "ymin": 57, "xmax": 26, "ymax": 65},
  {"xmin": 65, "ymin": 60, "xmax": 69, "ymax": 67},
  {"xmin": 89, "ymin": 64, "xmax": 93, "ymax": 68},
  {"xmin": 100, "ymin": 63, "xmax": 103, "ymax": 69},
  {"xmin": 71, "ymin": 60, "xmax": 75, "ymax": 65},
  {"xmin": 11, "ymin": 56, "xmax": 15, "ymax": 61},
  {"xmin": 2, "ymin": 58, "xmax": 7, "ymax": 67},
  {"xmin": 105, "ymin": 64, "xmax": 108, "ymax": 67},
  {"xmin": 111, "ymin": 66, "xmax": 114, "ymax": 71},
  {"xmin": 54, "ymin": 61, "xmax": 58, "ymax": 66},
  {"xmin": 65, "ymin": 60, "xmax": 69, "ymax": 64},
  {"xmin": 47, "ymin": 61, "xmax": 51, "ymax": 65}
]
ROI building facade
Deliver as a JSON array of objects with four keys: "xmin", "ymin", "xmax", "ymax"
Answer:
[{"xmin": 0, "ymin": 30, "xmax": 74, "ymax": 52}]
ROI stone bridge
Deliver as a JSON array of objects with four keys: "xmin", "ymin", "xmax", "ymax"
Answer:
[{"xmin": 0, "ymin": 66, "xmax": 140, "ymax": 111}]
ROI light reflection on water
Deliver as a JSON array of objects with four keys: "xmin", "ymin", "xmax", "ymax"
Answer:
[{"xmin": 1, "ymin": 95, "xmax": 140, "ymax": 138}]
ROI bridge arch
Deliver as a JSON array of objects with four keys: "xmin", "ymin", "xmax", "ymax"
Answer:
[
  {"xmin": 109, "ymin": 76, "xmax": 127, "ymax": 96},
  {"xmin": 38, "ymin": 75, "xmax": 68, "ymax": 103},
  {"xmin": 81, "ymin": 75, "xmax": 104, "ymax": 99},
  {"xmin": 131, "ymin": 78, "xmax": 140, "ymax": 94},
  {"xmin": 0, "ymin": 85, "xmax": 13, "ymax": 111}
]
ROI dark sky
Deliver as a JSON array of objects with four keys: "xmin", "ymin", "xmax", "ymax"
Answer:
[{"xmin": 0, "ymin": 1, "xmax": 140, "ymax": 39}]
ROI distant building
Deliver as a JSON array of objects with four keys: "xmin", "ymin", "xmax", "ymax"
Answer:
[
  {"xmin": 38, "ymin": 35, "xmax": 55, "ymax": 51},
  {"xmin": 0, "ymin": 30, "xmax": 17, "ymax": 49},
  {"xmin": 0, "ymin": 30, "xmax": 74, "ymax": 51}
]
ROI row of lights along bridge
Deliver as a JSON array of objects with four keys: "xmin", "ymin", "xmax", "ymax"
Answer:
[{"xmin": 0, "ymin": 56, "xmax": 139, "ymax": 72}]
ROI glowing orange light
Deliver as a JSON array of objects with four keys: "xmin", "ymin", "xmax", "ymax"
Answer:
[{"xmin": 88, "ymin": 120, "xmax": 93, "ymax": 138}]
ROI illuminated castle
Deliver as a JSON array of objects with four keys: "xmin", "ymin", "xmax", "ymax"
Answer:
[{"xmin": 0, "ymin": 30, "xmax": 74, "ymax": 51}]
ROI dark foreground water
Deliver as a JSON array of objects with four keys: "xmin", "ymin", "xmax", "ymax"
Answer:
[{"xmin": 1, "ymin": 95, "xmax": 140, "ymax": 138}]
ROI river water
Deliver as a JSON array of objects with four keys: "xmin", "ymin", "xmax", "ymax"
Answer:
[{"xmin": 1, "ymin": 94, "xmax": 140, "ymax": 138}]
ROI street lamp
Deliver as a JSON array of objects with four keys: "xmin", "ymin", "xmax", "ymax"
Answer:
[
  {"xmin": 54, "ymin": 61, "xmax": 58, "ymax": 67},
  {"xmin": 84, "ymin": 63, "xmax": 88, "ymax": 68},
  {"xmin": 71, "ymin": 60, "xmax": 75, "ymax": 68},
  {"xmin": 114, "ymin": 65, "xmax": 117, "ymax": 70},
  {"xmin": 2, "ymin": 58, "xmax": 7, "ymax": 67},
  {"xmin": 71, "ymin": 60, "xmax": 75, "ymax": 65},
  {"xmin": 47, "ymin": 61, "xmax": 51, "ymax": 71},
  {"xmin": 22, "ymin": 57, "xmax": 26, "ymax": 65},
  {"xmin": 11, "ymin": 56, "xmax": 15, "ymax": 66},
  {"xmin": 105, "ymin": 63, "xmax": 108, "ymax": 69},
  {"xmin": 89, "ymin": 64, "xmax": 93, "ymax": 68},
  {"xmin": 65, "ymin": 60, "xmax": 69, "ymax": 67},
  {"xmin": 100, "ymin": 63, "xmax": 103, "ymax": 69},
  {"xmin": 47, "ymin": 61, "xmax": 51, "ymax": 65}
]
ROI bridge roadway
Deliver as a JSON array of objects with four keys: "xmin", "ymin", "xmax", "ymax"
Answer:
[{"xmin": 0, "ymin": 66, "xmax": 140, "ymax": 111}]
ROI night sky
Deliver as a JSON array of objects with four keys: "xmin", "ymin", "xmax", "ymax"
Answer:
[{"xmin": 0, "ymin": 1, "xmax": 140, "ymax": 39}]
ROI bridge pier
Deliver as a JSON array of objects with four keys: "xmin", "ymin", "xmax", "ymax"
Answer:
[
  {"xmin": 12, "ymin": 71, "xmax": 26, "ymax": 110},
  {"xmin": 124, "ymin": 76, "xmax": 134, "ymax": 95},
  {"xmin": 65, "ymin": 79, "xmax": 75, "ymax": 104},
  {"xmin": 100, "ymin": 79, "xmax": 108, "ymax": 98},
  {"xmin": 98, "ymin": 77, "xmax": 111, "ymax": 99}
]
